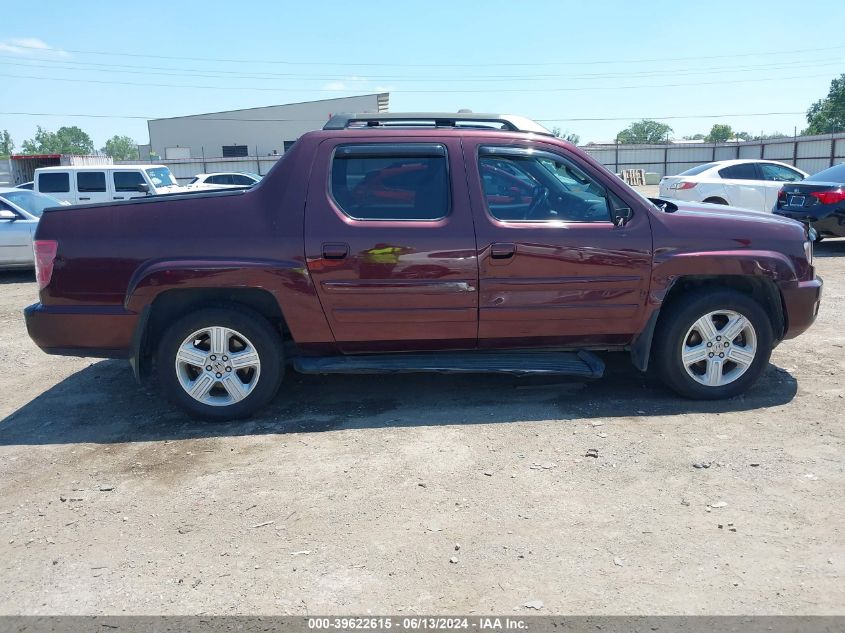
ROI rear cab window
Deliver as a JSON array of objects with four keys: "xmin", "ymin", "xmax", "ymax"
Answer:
[
  {"xmin": 718, "ymin": 163, "xmax": 759, "ymax": 180},
  {"xmin": 330, "ymin": 143, "xmax": 449, "ymax": 221},
  {"xmin": 38, "ymin": 172, "xmax": 70, "ymax": 193}
]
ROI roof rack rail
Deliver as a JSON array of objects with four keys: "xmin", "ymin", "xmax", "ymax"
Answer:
[{"xmin": 323, "ymin": 112, "xmax": 552, "ymax": 135}]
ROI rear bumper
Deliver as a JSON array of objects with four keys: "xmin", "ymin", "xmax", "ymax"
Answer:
[
  {"xmin": 24, "ymin": 303, "xmax": 137, "ymax": 358},
  {"xmin": 780, "ymin": 276, "xmax": 823, "ymax": 340}
]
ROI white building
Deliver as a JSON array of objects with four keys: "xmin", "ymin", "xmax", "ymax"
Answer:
[{"xmin": 146, "ymin": 93, "xmax": 388, "ymax": 160}]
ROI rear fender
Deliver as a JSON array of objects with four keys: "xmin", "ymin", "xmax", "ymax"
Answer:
[{"xmin": 124, "ymin": 259, "xmax": 336, "ymax": 367}]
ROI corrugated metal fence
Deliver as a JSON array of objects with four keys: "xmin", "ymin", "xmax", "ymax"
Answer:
[{"xmin": 581, "ymin": 132, "xmax": 845, "ymax": 178}]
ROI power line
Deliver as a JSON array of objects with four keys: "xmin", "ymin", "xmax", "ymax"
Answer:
[
  {"xmin": 0, "ymin": 70, "xmax": 837, "ymax": 94},
  {"xmin": 5, "ymin": 41, "xmax": 845, "ymax": 67},
  {"xmin": 1, "ymin": 54, "xmax": 841, "ymax": 82},
  {"xmin": 1, "ymin": 110, "xmax": 834, "ymax": 123}
]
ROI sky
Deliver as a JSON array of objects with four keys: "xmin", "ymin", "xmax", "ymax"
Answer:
[{"xmin": 1, "ymin": 0, "xmax": 844, "ymax": 149}]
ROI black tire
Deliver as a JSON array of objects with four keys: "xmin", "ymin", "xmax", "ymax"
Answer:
[
  {"xmin": 653, "ymin": 289, "xmax": 773, "ymax": 400},
  {"xmin": 156, "ymin": 306, "xmax": 283, "ymax": 419},
  {"xmin": 703, "ymin": 197, "xmax": 728, "ymax": 205}
]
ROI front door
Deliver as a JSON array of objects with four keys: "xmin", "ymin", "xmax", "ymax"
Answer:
[
  {"xmin": 304, "ymin": 137, "xmax": 479, "ymax": 352},
  {"xmin": 0, "ymin": 202, "xmax": 35, "ymax": 266},
  {"xmin": 464, "ymin": 139, "xmax": 653, "ymax": 349}
]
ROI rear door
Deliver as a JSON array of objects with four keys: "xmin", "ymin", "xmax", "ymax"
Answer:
[
  {"xmin": 75, "ymin": 170, "xmax": 110, "ymax": 204},
  {"xmin": 304, "ymin": 137, "xmax": 479, "ymax": 352},
  {"xmin": 464, "ymin": 139, "xmax": 652, "ymax": 348},
  {"xmin": 718, "ymin": 162, "xmax": 766, "ymax": 211}
]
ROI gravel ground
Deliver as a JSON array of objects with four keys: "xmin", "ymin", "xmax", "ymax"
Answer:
[{"xmin": 0, "ymin": 239, "xmax": 842, "ymax": 616}]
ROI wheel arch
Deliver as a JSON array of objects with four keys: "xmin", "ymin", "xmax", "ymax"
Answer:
[
  {"xmin": 631, "ymin": 274, "xmax": 785, "ymax": 372},
  {"xmin": 131, "ymin": 286, "xmax": 289, "ymax": 384}
]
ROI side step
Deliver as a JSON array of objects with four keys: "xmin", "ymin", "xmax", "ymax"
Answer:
[{"xmin": 293, "ymin": 350, "xmax": 604, "ymax": 379}]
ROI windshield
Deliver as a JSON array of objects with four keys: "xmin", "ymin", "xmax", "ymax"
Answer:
[
  {"xmin": 806, "ymin": 163, "xmax": 845, "ymax": 183},
  {"xmin": 0, "ymin": 190, "xmax": 63, "ymax": 217},
  {"xmin": 145, "ymin": 167, "xmax": 178, "ymax": 188}
]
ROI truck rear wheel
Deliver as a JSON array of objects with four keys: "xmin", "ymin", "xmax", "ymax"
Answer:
[
  {"xmin": 156, "ymin": 306, "xmax": 283, "ymax": 419},
  {"xmin": 653, "ymin": 289, "xmax": 773, "ymax": 399}
]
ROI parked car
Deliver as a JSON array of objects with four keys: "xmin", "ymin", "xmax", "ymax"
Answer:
[
  {"xmin": 774, "ymin": 162, "xmax": 845, "ymax": 240},
  {"xmin": 0, "ymin": 188, "xmax": 66, "ymax": 269},
  {"xmin": 24, "ymin": 112, "xmax": 822, "ymax": 419},
  {"xmin": 659, "ymin": 160, "xmax": 808, "ymax": 212},
  {"xmin": 34, "ymin": 165, "xmax": 182, "ymax": 205},
  {"xmin": 187, "ymin": 172, "xmax": 261, "ymax": 190},
  {"xmin": 16, "ymin": 181, "xmax": 34, "ymax": 190}
]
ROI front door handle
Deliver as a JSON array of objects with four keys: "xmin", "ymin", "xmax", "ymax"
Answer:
[
  {"xmin": 490, "ymin": 242, "xmax": 516, "ymax": 259},
  {"xmin": 79, "ymin": 197, "xmax": 91, "ymax": 201},
  {"xmin": 322, "ymin": 242, "xmax": 349, "ymax": 259},
  {"xmin": 113, "ymin": 196, "xmax": 125, "ymax": 200}
]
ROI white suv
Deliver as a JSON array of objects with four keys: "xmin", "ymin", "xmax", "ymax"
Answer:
[
  {"xmin": 659, "ymin": 159, "xmax": 807, "ymax": 212},
  {"xmin": 34, "ymin": 165, "xmax": 182, "ymax": 205}
]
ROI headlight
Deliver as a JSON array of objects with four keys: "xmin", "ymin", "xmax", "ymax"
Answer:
[{"xmin": 803, "ymin": 239, "xmax": 813, "ymax": 265}]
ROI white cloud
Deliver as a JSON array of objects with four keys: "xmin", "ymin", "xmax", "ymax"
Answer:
[
  {"xmin": 0, "ymin": 37, "xmax": 70, "ymax": 58},
  {"xmin": 322, "ymin": 76, "xmax": 370, "ymax": 92}
]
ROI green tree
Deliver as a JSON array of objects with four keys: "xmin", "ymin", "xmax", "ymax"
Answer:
[
  {"xmin": 616, "ymin": 119, "xmax": 673, "ymax": 144},
  {"xmin": 705, "ymin": 124, "xmax": 734, "ymax": 143},
  {"xmin": 21, "ymin": 125, "xmax": 94, "ymax": 155},
  {"xmin": 682, "ymin": 133, "xmax": 706, "ymax": 141},
  {"xmin": 551, "ymin": 127, "xmax": 581, "ymax": 145},
  {"xmin": 804, "ymin": 73, "xmax": 845, "ymax": 134},
  {"xmin": 101, "ymin": 135, "xmax": 139, "ymax": 161},
  {"xmin": 0, "ymin": 129, "xmax": 13, "ymax": 156}
]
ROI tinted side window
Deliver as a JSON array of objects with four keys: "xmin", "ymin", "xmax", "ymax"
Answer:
[
  {"xmin": 113, "ymin": 171, "xmax": 145, "ymax": 192},
  {"xmin": 77, "ymin": 171, "xmax": 106, "ymax": 192},
  {"xmin": 759, "ymin": 163, "xmax": 803, "ymax": 182},
  {"xmin": 39, "ymin": 172, "xmax": 70, "ymax": 193},
  {"xmin": 479, "ymin": 150, "xmax": 611, "ymax": 223},
  {"xmin": 232, "ymin": 174, "xmax": 255, "ymax": 185},
  {"xmin": 719, "ymin": 163, "xmax": 758, "ymax": 180},
  {"xmin": 331, "ymin": 144, "xmax": 449, "ymax": 221}
]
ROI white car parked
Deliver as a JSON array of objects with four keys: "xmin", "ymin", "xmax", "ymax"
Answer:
[
  {"xmin": 0, "ymin": 188, "xmax": 67, "ymax": 270},
  {"xmin": 187, "ymin": 172, "xmax": 261, "ymax": 190},
  {"xmin": 658, "ymin": 160, "xmax": 808, "ymax": 213}
]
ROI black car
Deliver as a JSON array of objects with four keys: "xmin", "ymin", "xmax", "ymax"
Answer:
[{"xmin": 775, "ymin": 163, "xmax": 845, "ymax": 240}]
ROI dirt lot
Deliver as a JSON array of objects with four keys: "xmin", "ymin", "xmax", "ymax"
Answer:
[{"xmin": 0, "ymin": 241, "xmax": 842, "ymax": 616}]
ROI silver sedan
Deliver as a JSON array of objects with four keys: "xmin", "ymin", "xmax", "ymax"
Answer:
[{"xmin": 0, "ymin": 187, "xmax": 66, "ymax": 270}]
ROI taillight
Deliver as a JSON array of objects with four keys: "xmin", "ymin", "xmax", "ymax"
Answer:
[
  {"xmin": 809, "ymin": 189, "xmax": 845, "ymax": 205},
  {"xmin": 777, "ymin": 188, "xmax": 787, "ymax": 203},
  {"xmin": 33, "ymin": 240, "xmax": 58, "ymax": 290},
  {"xmin": 672, "ymin": 181, "xmax": 697, "ymax": 190}
]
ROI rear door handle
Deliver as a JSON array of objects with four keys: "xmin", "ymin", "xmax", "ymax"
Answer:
[
  {"xmin": 113, "ymin": 196, "xmax": 125, "ymax": 200},
  {"xmin": 79, "ymin": 197, "xmax": 91, "ymax": 201},
  {"xmin": 490, "ymin": 242, "xmax": 516, "ymax": 259},
  {"xmin": 322, "ymin": 242, "xmax": 349, "ymax": 259}
]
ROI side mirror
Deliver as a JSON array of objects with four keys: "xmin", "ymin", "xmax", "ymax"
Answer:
[
  {"xmin": 137, "ymin": 183, "xmax": 151, "ymax": 194},
  {"xmin": 0, "ymin": 209, "xmax": 18, "ymax": 221},
  {"xmin": 613, "ymin": 207, "xmax": 633, "ymax": 227}
]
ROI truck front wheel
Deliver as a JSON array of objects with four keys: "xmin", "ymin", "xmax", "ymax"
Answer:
[
  {"xmin": 156, "ymin": 306, "xmax": 283, "ymax": 419},
  {"xmin": 653, "ymin": 290, "xmax": 773, "ymax": 399}
]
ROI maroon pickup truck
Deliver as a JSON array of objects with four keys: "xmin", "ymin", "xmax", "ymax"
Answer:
[{"xmin": 25, "ymin": 113, "xmax": 823, "ymax": 419}]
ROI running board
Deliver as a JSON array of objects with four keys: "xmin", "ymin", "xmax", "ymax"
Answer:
[{"xmin": 293, "ymin": 350, "xmax": 604, "ymax": 379}]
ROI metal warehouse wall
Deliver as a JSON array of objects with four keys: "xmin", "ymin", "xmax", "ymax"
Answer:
[
  {"xmin": 582, "ymin": 132, "xmax": 845, "ymax": 178},
  {"xmin": 147, "ymin": 93, "xmax": 388, "ymax": 160}
]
